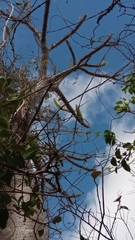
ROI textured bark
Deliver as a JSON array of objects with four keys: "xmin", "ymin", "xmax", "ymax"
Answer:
[
  {"xmin": 0, "ymin": 73, "xmax": 50, "ymax": 240},
  {"xmin": 1, "ymin": 173, "xmax": 48, "ymax": 240}
]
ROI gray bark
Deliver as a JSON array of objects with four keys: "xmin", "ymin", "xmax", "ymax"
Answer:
[{"xmin": 1, "ymin": 173, "xmax": 48, "ymax": 240}]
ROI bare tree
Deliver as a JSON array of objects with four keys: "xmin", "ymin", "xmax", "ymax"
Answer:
[{"xmin": 0, "ymin": 0, "xmax": 135, "ymax": 239}]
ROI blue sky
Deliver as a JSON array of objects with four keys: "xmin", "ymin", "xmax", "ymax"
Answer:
[{"xmin": 1, "ymin": 0, "xmax": 135, "ymax": 239}]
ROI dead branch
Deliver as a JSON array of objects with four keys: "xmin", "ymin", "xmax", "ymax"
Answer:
[{"xmin": 49, "ymin": 14, "xmax": 87, "ymax": 50}]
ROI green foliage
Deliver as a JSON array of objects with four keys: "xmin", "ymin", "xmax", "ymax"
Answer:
[
  {"xmin": 115, "ymin": 148, "xmax": 121, "ymax": 159},
  {"xmin": 114, "ymin": 72, "xmax": 135, "ymax": 115},
  {"xmin": 0, "ymin": 169, "xmax": 13, "ymax": 187},
  {"xmin": 114, "ymin": 98, "xmax": 130, "ymax": 115},
  {"xmin": 0, "ymin": 209, "xmax": 9, "ymax": 229},
  {"xmin": 121, "ymin": 72, "xmax": 135, "ymax": 94},
  {"xmin": 104, "ymin": 130, "xmax": 116, "ymax": 146},
  {"xmin": 0, "ymin": 193, "xmax": 11, "ymax": 205},
  {"xmin": 111, "ymin": 157, "xmax": 117, "ymax": 166},
  {"xmin": 104, "ymin": 126, "xmax": 133, "ymax": 174},
  {"xmin": 110, "ymin": 145, "xmax": 131, "ymax": 173},
  {"xmin": 110, "ymin": 72, "xmax": 135, "ymax": 173},
  {"xmin": 0, "ymin": 115, "xmax": 9, "ymax": 130},
  {"xmin": 76, "ymin": 104, "xmax": 83, "ymax": 122},
  {"xmin": 0, "ymin": 193, "xmax": 11, "ymax": 229},
  {"xmin": 121, "ymin": 159, "xmax": 130, "ymax": 172}
]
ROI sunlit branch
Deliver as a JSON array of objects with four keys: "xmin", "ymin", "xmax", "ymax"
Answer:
[
  {"xmin": 23, "ymin": 19, "xmax": 41, "ymax": 41},
  {"xmin": 0, "ymin": 9, "xmax": 41, "ymax": 41},
  {"xmin": 0, "ymin": 3, "xmax": 14, "ymax": 50},
  {"xmin": 65, "ymin": 154, "xmax": 95, "ymax": 171},
  {"xmin": 79, "ymin": 66, "xmax": 119, "ymax": 80},
  {"xmin": 67, "ymin": 154, "xmax": 93, "ymax": 161},
  {"xmin": 85, "ymin": 62, "xmax": 107, "ymax": 67}
]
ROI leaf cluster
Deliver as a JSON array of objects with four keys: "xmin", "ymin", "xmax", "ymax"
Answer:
[{"xmin": 114, "ymin": 73, "xmax": 135, "ymax": 115}]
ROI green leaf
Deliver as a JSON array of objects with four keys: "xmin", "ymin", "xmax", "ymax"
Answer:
[
  {"xmin": 32, "ymin": 185, "xmax": 39, "ymax": 193},
  {"xmin": 0, "ymin": 209, "xmax": 9, "ymax": 229},
  {"xmin": 53, "ymin": 98, "xmax": 62, "ymax": 109},
  {"xmin": 0, "ymin": 81, "xmax": 6, "ymax": 92},
  {"xmin": 5, "ymin": 78, "xmax": 12, "ymax": 87},
  {"xmin": 104, "ymin": 130, "xmax": 116, "ymax": 146},
  {"xmin": 30, "ymin": 195, "xmax": 39, "ymax": 207},
  {"xmin": 121, "ymin": 85, "xmax": 127, "ymax": 93},
  {"xmin": 0, "ymin": 193, "xmax": 11, "ymax": 205},
  {"xmin": 24, "ymin": 147, "xmax": 38, "ymax": 160},
  {"xmin": 0, "ymin": 94, "xmax": 23, "ymax": 110},
  {"xmin": 115, "ymin": 101, "xmax": 123, "ymax": 105},
  {"xmin": 123, "ymin": 142, "xmax": 132, "ymax": 149},
  {"xmin": 22, "ymin": 201, "xmax": 35, "ymax": 217},
  {"xmin": 115, "ymin": 149, "xmax": 121, "ymax": 159},
  {"xmin": 121, "ymin": 159, "xmax": 130, "ymax": 172},
  {"xmin": 0, "ymin": 116, "xmax": 9, "ymax": 129},
  {"xmin": 0, "ymin": 129, "xmax": 11, "ymax": 138},
  {"xmin": 0, "ymin": 169, "xmax": 13, "ymax": 186},
  {"xmin": 111, "ymin": 157, "xmax": 117, "ymax": 166},
  {"xmin": 13, "ymin": 204, "xmax": 20, "ymax": 211},
  {"xmin": 52, "ymin": 216, "xmax": 62, "ymax": 224},
  {"xmin": 76, "ymin": 104, "xmax": 83, "ymax": 121},
  {"xmin": 91, "ymin": 171, "xmax": 101, "ymax": 179},
  {"xmin": 2, "ymin": 152, "xmax": 25, "ymax": 169},
  {"xmin": 38, "ymin": 229, "xmax": 44, "ymax": 237},
  {"xmin": 12, "ymin": 155, "xmax": 25, "ymax": 169},
  {"xmin": 15, "ymin": 1, "xmax": 22, "ymax": 5},
  {"xmin": 10, "ymin": 143, "xmax": 25, "ymax": 152},
  {"xmin": 113, "ymin": 106, "xmax": 120, "ymax": 111}
]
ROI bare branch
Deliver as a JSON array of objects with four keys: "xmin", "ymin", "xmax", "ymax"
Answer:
[
  {"xmin": 0, "ymin": 2, "xmax": 14, "ymax": 50},
  {"xmin": 85, "ymin": 62, "xmax": 107, "ymax": 68},
  {"xmin": 39, "ymin": 0, "xmax": 51, "ymax": 77},
  {"xmin": 41, "ymin": 0, "xmax": 51, "ymax": 45},
  {"xmin": 66, "ymin": 40, "xmax": 76, "ymax": 65},
  {"xmin": 65, "ymin": 154, "xmax": 95, "ymax": 171},
  {"xmin": 79, "ymin": 66, "xmax": 119, "ymax": 80},
  {"xmin": 78, "ymin": 33, "xmax": 113, "ymax": 64},
  {"xmin": 0, "ymin": 9, "xmax": 41, "ymax": 41},
  {"xmin": 49, "ymin": 14, "xmax": 87, "ymax": 50}
]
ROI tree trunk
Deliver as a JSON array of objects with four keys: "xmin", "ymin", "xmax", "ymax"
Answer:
[{"xmin": 1, "ymin": 174, "xmax": 48, "ymax": 240}]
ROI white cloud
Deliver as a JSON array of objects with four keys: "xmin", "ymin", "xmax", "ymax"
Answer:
[
  {"xmin": 62, "ymin": 106, "xmax": 135, "ymax": 240},
  {"xmin": 58, "ymin": 74, "xmax": 122, "ymax": 126}
]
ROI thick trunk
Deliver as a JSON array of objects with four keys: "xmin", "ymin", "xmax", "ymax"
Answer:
[
  {"xmin": 0, "ymin": 164, "xmax": 48, "ymax": 240},
  {"xmin": 0, "ymin": 80, "xmax": 49, "ymax": 239}
]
